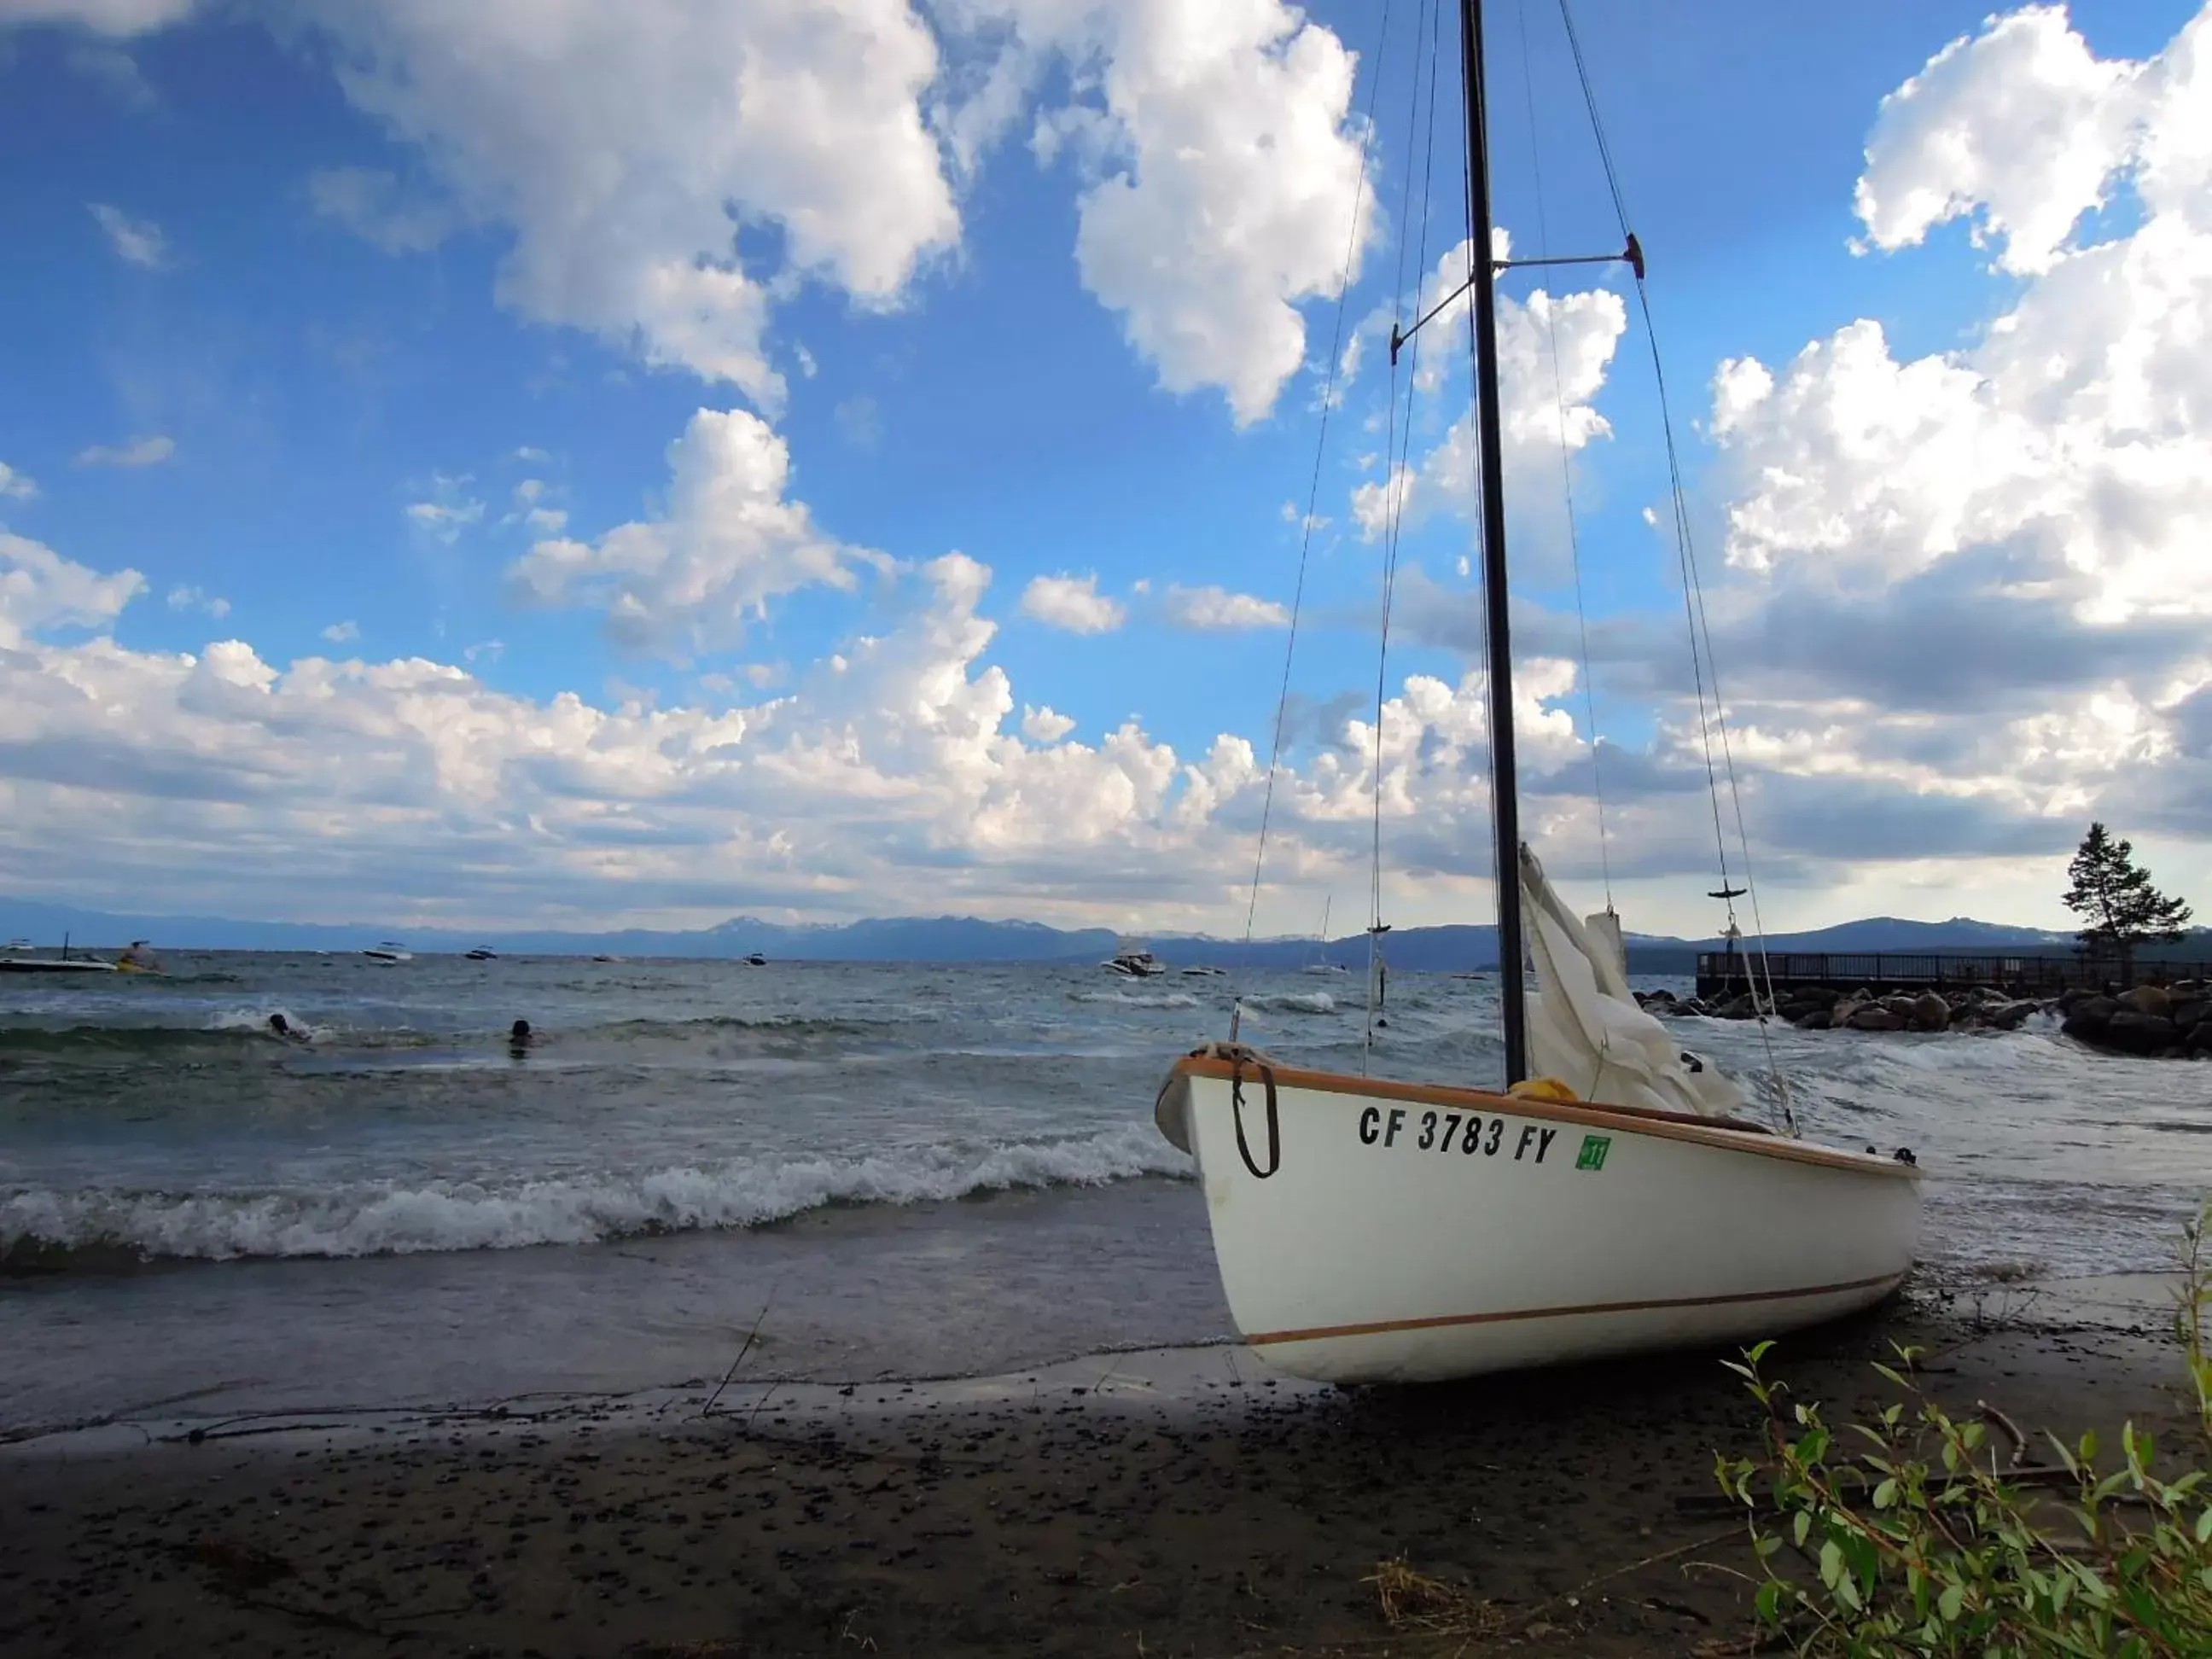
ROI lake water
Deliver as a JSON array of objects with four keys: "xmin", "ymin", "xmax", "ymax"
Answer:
[{"xmin": 3, "ymin": 952, "xmax": 2206, "ymax": 1430}]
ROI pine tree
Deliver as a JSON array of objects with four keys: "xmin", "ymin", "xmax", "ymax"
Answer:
[{"xmin": 2064, "ymin": 821, "xmax": 2193, "ymax": 972}]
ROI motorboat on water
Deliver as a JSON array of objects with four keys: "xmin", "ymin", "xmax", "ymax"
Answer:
[
  {"xmin": 1180, "ymin": 964, "xmax": 1228, "ymax": 977},
  {"xmin": 1151, "ymin": 0, "xmax": 1920, "ymax": 1386},
  {"xmin": 1103, "ymin": 944, "xmax": 1166, "ymax": 978},
  {"xmin": 742, "ymin": 952, "xmax": 767, "ymax": 966},
  {"xmin": 362, "ymin": 941, "xmax": 413, "ymax": 963},
  {"xmin": 465, "ymin": 946, "xmax": 498, "ymax": 961},
  {"xmin": 0, "ymin": 933, "xmax": 118, "ymax": 974}
]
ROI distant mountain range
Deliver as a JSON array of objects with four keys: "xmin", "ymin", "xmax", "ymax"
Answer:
[{"xmin": 1, "ymin": 894, "xmax": 2179, "ymax": 969}]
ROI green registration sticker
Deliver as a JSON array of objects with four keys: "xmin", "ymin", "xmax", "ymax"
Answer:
[{"xmin": 1575, "ymin": 1134, "xmax": 1612, "ymax": 1173}]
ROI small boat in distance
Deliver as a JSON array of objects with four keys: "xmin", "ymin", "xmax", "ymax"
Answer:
[
  {"xmin": 0, "ymin": 933, "xmax": 115, "ymax": 974},
  {"xmin": 2, "ymin": 938, "xmax": 30, "ymax": 952},
  {"xmin": 464, "ymin": 946, "xmax": 498, "ymax": 961},
  {"xmin": 742, "ymin": 952, "xmax": 767, "ymax": 966},
  {"xmin": 362, "ymin": 941, "xmax": 413, "ymax": 963},
  {"xmin": 1180, "ymin": 964, "xmax": 1228, "ymax": 977},
  {"xmin": 1103, "ymin": 942, "xmax": 1166, "ymax": 978},
  {"xmin": 1302, "ymin": 897, "xmax": 1348, "ymax": 975}
]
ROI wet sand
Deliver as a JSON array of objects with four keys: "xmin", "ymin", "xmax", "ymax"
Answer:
[{"xmin": 0, "ymin": 1284, "xmax": 2191, "ymax": 1658}]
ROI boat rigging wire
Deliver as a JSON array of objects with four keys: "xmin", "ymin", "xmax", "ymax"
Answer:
[
  {"xmin": 1514, "ymin": 0, "xmax": 1613, "ymax": 912},
  {"xmin": 1365, "ymin": 0, "xmax": 1447, "ymax": 1067},
  {"xmin": 1551, "ymin": 0, "xmax": 1796, "ymax": 1132},
  {"xmin": 1242, "ymin": 0, "xmax": 1399, "ymax": 949}
]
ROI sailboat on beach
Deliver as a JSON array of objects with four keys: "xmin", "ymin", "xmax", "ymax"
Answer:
[{"xmin": 1152, "ymin": 0, "xmax": 1921, "ymax": 1384}]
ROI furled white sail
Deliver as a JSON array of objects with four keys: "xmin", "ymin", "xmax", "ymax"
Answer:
[
  {"xmin": 1519, "ymin": 844, "xmax": 1747, "ymax": 1120},
  {"xmin": 1582, "ymin": 905, "xmax": 1627, "ymax": 980}
]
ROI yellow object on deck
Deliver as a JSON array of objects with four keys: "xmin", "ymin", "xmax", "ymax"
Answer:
[{"xmin": 1506, "ymin": 1076, "xmax": 1579, "ymax": 1103}]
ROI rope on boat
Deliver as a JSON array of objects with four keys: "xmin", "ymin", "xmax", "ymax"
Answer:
[
  {"xmin": 1190, "ymin": 1043, "xmax": 1285, "ymax": 1179},
  {"xmin": 1240, "ymin": 0, "xmax": 1400, "ymax": 956},
  {"xmin": 1365, "ymin": 0, "xmax": 1447, "ymax": 1069},
  {"xmin": 1514, "ymin": 0, "xmax": 1612, "ymax": 913},
  {"xmin": 1553, "ymin": 0, "xmax": 1797, "ymax": 1134}
]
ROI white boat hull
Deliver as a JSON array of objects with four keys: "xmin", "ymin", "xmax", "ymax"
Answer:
[{"xmin": 1156, "ymin": 1054, "xmax": 1920, "ymax": 1383}]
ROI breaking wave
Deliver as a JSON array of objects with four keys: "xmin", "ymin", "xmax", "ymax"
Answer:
[
  {"xmin": 0, "ymin": 1011, "xmax": 338, "ymax": 1056},
  {"xmin": 0, "ymin": 1123, "xmax": 1194, "ymax": 1271},
  {"xmin": 1238, "ymin": 991, "xmax": 1337, "ymax": 1015},
  {"xmin": 1064, "ymin": 989, "xmax": 1202, "ymax": 1009}
]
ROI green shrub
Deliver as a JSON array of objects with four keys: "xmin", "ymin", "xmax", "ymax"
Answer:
[{"xmin": 1714, "ymin": 1207, "xmax": 2212, "ymax": 1656}]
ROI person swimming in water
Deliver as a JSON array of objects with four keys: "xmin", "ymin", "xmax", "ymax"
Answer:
[
  {"xmin": 509, "ymin": 1018, "xmax": 533, "ymax": 1058},
  {"xmin": 267, "ymin": 1013, "xmax": 307, "ymax": 1043}
]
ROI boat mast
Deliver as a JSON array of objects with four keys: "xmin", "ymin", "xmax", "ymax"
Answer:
[{"xmin": 1458, "ymin": 0, "xmax": 1528, "ymax": 1084}]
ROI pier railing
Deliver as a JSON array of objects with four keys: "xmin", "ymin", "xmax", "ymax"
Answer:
[{"xmin": 1692, "ymin": 951, "xmax": 2212, "ymax": 999}]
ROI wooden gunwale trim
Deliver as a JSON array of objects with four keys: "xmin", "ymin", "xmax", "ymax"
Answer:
[
  {"xmin": 1245, "ymin": 1270, "xmax": 1906, "ymax": 1348},
  {"xmin": 1170, "ymin": 1054, "xmax": 1920, "ymax": 1180}
]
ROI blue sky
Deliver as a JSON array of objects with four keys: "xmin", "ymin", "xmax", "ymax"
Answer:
[{"xmin": 1, "ymin": 0, "xmax": 2207, "ymax": 937}]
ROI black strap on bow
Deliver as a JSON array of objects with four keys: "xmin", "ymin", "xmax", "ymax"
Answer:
[{"xmin": 1230, "ymin": 1051, "xmax": 1281, "ymax": 1179}]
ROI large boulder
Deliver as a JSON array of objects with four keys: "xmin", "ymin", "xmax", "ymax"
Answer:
[
  {"xmin": 1791, "ymin": 1008, "xmax": 1833, "ymax": 1031},
  {"xmin": 2189, "ymin": 1021, "xmax": 2212, "ymax": 1054},
  {"xmin": 1848, "ymin": 1006, "xmax": 1906, "ymax": 1032},
  {"xmin": 2171, "ymin": 998, "xmax": 2209, "ymax": 1032},
  {"xmin": 2104, "ymin": 1010, "xmax": 2180, "ymax": 1055},
  {"xmin": 1983, "ymin": 999, "xmax": 2035, "ymax": 1031},
  {"xmin": 2119, "ymin": 985, "xmax": 2174, "ymax": 1018},
  {"xmin": 2062, "ymin": 995, "xmax": 2118, "ymax": 1044},
  {"xmin": 1911, "ymin": 992, "xmax": 1951, "ymax": 1033}
]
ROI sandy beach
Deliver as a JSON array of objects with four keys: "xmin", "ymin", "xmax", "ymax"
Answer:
[{"xmin": 2, "ymin": 1278, "xmax": 2190, "ymax": 1659}]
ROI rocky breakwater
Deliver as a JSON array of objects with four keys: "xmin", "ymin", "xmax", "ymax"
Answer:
[
  {"xmin": 1637, "ymin": 984, "xmax": 2040, "ymax": 1034},
  {"xmin": 2053, "ymin": 981, "xmax": 2212, "ymax": 1058}
]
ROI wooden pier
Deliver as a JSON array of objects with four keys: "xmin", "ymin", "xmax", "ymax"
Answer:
[{"xmin": 1693, "ymin": 950, "xmax": 2212, "ymax": 1001}]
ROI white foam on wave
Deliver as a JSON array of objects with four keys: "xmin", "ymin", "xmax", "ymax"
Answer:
[
  {"xmin": 1239, "ymin": 991, "xmax": 1336, "ymax": 1015},
  {"xmin": 205, "ymin": 1005, "xmax": 335, "ymax": 1042},
  {"xmin": 0, "ymin": 1123, "xmax": 1195, "ymax": 1264},
  {"xmin": 1065, "ymin": 988, "xmax": 1202, "ymax": 1010}
]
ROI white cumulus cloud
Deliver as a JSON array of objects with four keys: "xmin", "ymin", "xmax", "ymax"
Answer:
[
  {"xmin": 1854, "ymin": 3, "xmax": 2148, "ymax": 276},
  {"xmin": 942, "ymin": 0, "xmax": 1378, "ymax": 424},
  {"xmin": 300, "ymin": 0, "xmax": 960, "ymax": 411},
  {"xmin": 1022, "ymin": 703, "xmax": 1076, "ymax": 742},
  {"xmin": 0, "ymin": 533, "xmax": 144, "ymax": 649},
  {"xmin": 0, "ymin": 462, "xmax": 36, "ymax": 501},
  {"xmin": 1018, "ymin": 572, "xmax": 1125, "ymax": 634},
  {"xmin": 165, "ymin": 585, "xmax": 229, "ymax": 619},
  {"xmin": 0, "ymin": 0, "xmax": 197, "ymax": 36},
  {"xmin": 0, "ymin": 528, "xmax": 1614, "ymax": 928},
  {"xmin": 322, "ymin": 620, "xmax": 360, "ymax": 644},
  {"xmin": 509, "ymin": 407, "xmax": 867, "ymax": 657},
  {"xmin": 1159, "ymin": 584, "xmax": 1289, "ymax": 631}
]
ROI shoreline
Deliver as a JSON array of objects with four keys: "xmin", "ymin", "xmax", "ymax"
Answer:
[{"xmin": 2, "ymin": 1278, "xmax": 2192, "ymax": 1657}]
